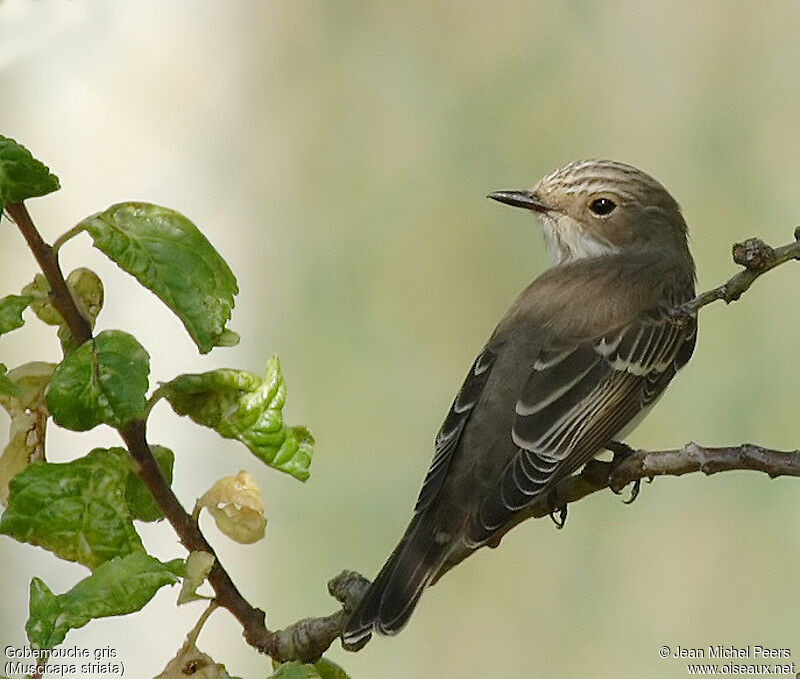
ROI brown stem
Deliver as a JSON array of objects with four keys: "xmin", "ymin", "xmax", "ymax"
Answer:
[{"xmin": 6, "ymin": 202, "xmax": 92, "ymax": 343}]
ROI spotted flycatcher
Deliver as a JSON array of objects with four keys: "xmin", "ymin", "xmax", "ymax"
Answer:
[{"xmin": 343, "ymin": 160, "xmax": 697, "ymax": 643}]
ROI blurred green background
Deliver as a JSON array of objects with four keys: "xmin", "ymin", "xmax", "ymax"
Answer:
[{"xmin": 1, "ymin": 2, "xmax": 799, "ymax": 677}]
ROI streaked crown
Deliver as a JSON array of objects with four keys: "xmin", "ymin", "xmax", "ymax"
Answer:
[{"xmin": 490, "ymin": 160, "xmax": 691, "ymax": 269}]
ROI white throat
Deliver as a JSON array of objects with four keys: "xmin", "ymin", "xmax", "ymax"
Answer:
[{"xmin": 540, "ymin": 213, "xmax": 621, "ymax": 266}]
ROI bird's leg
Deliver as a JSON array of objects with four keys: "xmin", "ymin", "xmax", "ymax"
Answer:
[
  {"xmin": 546, "ymin": 487, "xmax": 568, "ymax": 529},
  {"xmin": 605, "ymin": 440, "xmax": 645, "ymax": 504}
]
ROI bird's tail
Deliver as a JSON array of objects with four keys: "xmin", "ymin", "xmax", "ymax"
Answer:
[{"xmin": 342, "ymin": 516, "xmax": 448, "ymax": 645}]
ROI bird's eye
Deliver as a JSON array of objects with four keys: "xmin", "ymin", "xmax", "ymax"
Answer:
[{"xmin": 589, "ymin": 197, "xmax": 617, "ymax": 216}]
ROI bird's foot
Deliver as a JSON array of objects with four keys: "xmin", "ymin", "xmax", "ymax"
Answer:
[{"xmin": 606, "ymin": 440, "xmax": 651, "ymax": 504}]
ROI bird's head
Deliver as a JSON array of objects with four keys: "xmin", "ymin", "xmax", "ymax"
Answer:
[{"xmin": 489, "ymin": 159, "xmax": 690, "ymax": 267}]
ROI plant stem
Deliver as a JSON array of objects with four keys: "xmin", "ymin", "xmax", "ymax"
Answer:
[{"xmin": 6, "ymin": 202, "xmax": 92, "ymax": 343}]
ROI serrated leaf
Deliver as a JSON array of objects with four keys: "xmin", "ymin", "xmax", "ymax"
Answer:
[
  {"xmin": 177, "ymin": 550, "xmax": 215, "ymax": 605},
  {"xmin": 163, "ymin": 356, "xmax": 313, "ymax": 481},
  {"xmin": 46, "ymin": 329, "xmax": 149, "ymax": 431},
  {"xmin": 198, "ymin": 470, "xmax": 266, "ymax": 544},
  {"xmin": 26, "ymin": 553, "xmax": 178, "ymax": 649},
  {"xmin": 0, "ymin": 448, "xmax": 144, "ymax": 568},
  {"xmin": 77, "ymin": 202, "xmax": 238, "ymax": 353},
  {"xmin": 0, "ymin": 294, "xmax": 31, "ymax": 336},
  {"xmin": 125, "ymin": 444, "xmax": 174, "ymax": 522},
  {"xmin": 0, "ymin": 135, "xmax": 60, "ymax": 212}
]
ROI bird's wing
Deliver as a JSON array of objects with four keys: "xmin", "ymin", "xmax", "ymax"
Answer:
[
  {"xmin": 473, "ymin": 309, "xmax": 696, "ymax": 542},
  {"xmin": 413, "ymin": 349, "xmax": 497, "ymax": 515}
]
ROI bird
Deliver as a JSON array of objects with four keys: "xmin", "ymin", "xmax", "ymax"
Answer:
[{"xmin": 342, "ymin": 159, "xmax": 697, "ymax": 644}]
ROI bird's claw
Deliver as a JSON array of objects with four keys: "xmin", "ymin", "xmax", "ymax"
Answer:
[
  {"xmin": 549, "ymin": 504, "xmax": 568, "ymax": 529},
  {"xmin": 622, "ymin": 478, "xmax": 642, "ymax": 504}
]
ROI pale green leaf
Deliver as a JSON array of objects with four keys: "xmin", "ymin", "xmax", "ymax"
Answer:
[{"xmin": 177, "ymin": 551, "xmax": 215, "ymax": 605}]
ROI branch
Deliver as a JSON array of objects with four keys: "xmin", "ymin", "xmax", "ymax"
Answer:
[
  {"xmin": 674, "ymin": 230, "xmax": 800, "ymax": 315},
  {"xmin": 535, "ymin": 442, "xmax": 800, "ymax": 518}
]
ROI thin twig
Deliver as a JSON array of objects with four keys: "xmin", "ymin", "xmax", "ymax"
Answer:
[
  {"xmin": 674, "ymin": 233, "xmax": 800, "ymax": 316},
  {"xmin": 52, "ymin": 223, "xmax": 86, "ymax": 254}
]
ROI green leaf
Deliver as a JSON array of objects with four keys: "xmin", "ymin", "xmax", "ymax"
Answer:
[
  {"xmin": 268, "ymin": 662, "xmax": 322, "ymax": 679},
  {"xmin": 0, "ymin": 135, "xmax": 60, "ymax": 212},
  {"xmin": 77, "ymin": 202, "xmax": 238, "ymax": 354},
  {"xmin": 163, "ymin": 356, "xmax": 313, "ymax": 481},
  {"xmin": 125, "ymin": 444, "xmax": 174, "ymax": 522},
  {"xmin": 46, "ymin": 329, "xmax": 149, "ymax": 431},
  {"xmin": 26, "ymin": 553, "xmax": 178, "ymax": 649},
  {"xmin": 0, "ymin": 294, "xmax": 32, "ymax": 336},
  {"xmin": 313, "ymin": 658, "xmax": 351, "ymax": 679},
  {"xmin": 0, "ymin": 448, "xmax": 144, "ymax": 568},
  {"xmin": 0, "ymin": 364, "xmax": 18, "ymax": 396}
]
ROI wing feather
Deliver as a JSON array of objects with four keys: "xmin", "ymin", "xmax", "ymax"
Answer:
[
  {"xmin": 474, "ymin": 311, "xmax": 696, "ymax": 541},
  {"xmin": 413, "ymin": 348, "xmax": 496, "ymax": 514}
]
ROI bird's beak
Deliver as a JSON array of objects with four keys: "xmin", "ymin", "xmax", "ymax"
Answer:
[{"xmin": 487, "ymin": 190, "xmax": 548, "ymax": 213}]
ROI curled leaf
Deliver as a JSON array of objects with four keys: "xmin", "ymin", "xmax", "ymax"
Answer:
[
  {"xmin": 197, "ymin": 470, "xmax": 266, "ymax": 544},
  {"xmin": 155, "ymin": 638, "xmax": 236, "ymax": 679},
  {"xmin": 0, "ymin": 362, "xmax": 55, "ymax": 505},
  {"xmin": 162, "ymin": 356, "xmax": 313, "ymax": 481},
  {"xmin": 0, "ymin": 294, "xmax": 32, "ymax": 336},
  {"xmin": 177, "ymin": 551, "xmax": 216, "ymax": 604},
  {"xmin": 21, "ymin": 274, "xmax": 62, "ymax": 326},
  {"xmin": 66, "ymin": 267, "xmax": 104, "ymax": 327}
]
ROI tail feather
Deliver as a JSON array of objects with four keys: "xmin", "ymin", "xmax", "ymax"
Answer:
[{"xmin": 343, "ymin": 518, "xmax": 447, "ymax": 644}]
